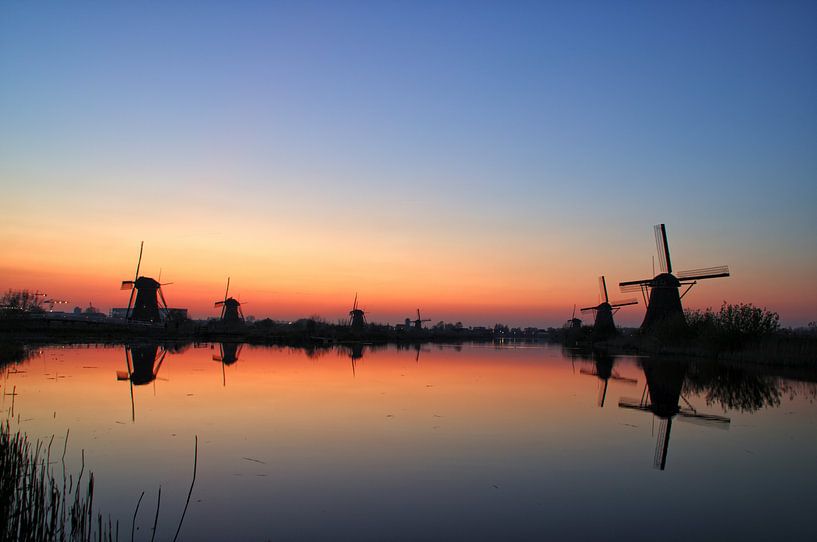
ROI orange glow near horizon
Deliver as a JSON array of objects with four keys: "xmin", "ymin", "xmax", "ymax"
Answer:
[{"xmin": 2, "ymin": 209, "xmax": 815, "ymax": 326}]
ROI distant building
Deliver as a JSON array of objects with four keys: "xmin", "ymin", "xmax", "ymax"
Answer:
[{"xmin": 109, "ymin": 308, "xmax": 128, "ymax": 319}]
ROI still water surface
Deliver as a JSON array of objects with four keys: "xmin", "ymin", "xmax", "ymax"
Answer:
[{"xmin": 3, "ymin": 343, "xmax": 816, "ymax": 541}]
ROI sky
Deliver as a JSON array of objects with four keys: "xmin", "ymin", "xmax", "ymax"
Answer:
[{"xmin": 1, "ymin": 1, "xmax": 815, "ymax": 327}]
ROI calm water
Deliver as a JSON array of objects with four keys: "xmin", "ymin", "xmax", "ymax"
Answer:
[{"xmin": 3, "ymin": 342, "xmax": 816, "ymax": 541}]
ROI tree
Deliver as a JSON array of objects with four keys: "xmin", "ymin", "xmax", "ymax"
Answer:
[{"xmin": 0, "ymin": 289, "xmax": 45, "ymax": 313}]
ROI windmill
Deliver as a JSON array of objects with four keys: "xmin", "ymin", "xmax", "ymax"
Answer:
[
  {"xmin": 412, "ymin": 309, "xmax": 431, "ymax": 330},
  {"xmin": 618, "ymin": 358, "xmax": 730, "ymax": 470},
  {"xmin": 619, "ymin": 224, "xmax": 730, "ymax": 331},
  {"xmin": 120, "ymin": 242, "xmax": 171, "ymax": 323},
  {"xmin": 579, "ymin": 351, "xmax": 637, "ymax": 407},
  {"xmin": 580, "ymin": 276, "xmax": 637, "ymax": 338},
  {"xmin": 115, "ymin": 343, "xmax": 168, "ymax": 421},
  {"xmin": 564, "ymin": 305, "xmax": 582, "ymax": 329},
  {"xmin": 214, "ymin": 277, "xmax": 245, "ymax": 323},
  {"xmin": 349, "ymin": 293, "xmax": 366, "ymax": 331}
]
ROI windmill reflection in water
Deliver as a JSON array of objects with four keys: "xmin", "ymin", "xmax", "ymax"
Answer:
[
  {"xmin": 115, "ymin": 343, "xmax": 169, "ymax": 421},
  {"xmin": 619, "ymin": 358, "xmax": 730, "ymax": 470},
  {"xmin": 578, "ymin": 351, "xmax": 638, "ymax": 407},
  {"xmin": 213, "ymin": 342, "xmax": 243, "ymax": 386}
]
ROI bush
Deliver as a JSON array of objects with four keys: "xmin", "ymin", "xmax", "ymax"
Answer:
[{"xmin": 685, "ymin": 302, "xmax": 780, "ymax": 350}]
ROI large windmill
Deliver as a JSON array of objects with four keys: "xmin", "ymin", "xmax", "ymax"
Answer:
[
  {"xmin": 214, "ymin": 277, "xmax": 245, "ymax": 323},
  {"xmin": 580, "ymin": 276, "xmax": 637, "ymax": 338},
  {"xmin": 349, "ymin": 293, "xmax": 366, "ymax": 331},
  {"xmin": 412, "ymin": 309, "xmax": 431, "ymax": 330},
  {"xmin": 579, "ymin": 351, "xmax": 637, "ymax": 407},
  {"xmin": 115, "ymin": 343, "xmax": 168, "ymax": 421},
  {"xmin": 120, "ymin": 242, "xmax": 170, "ymax": 323},
  {"xmin": 618, "ymin": 358, "xmax": 730, "ymax": 470},
  {"xmin": 619, "ymin": 224, "xmax": 730, "ymax": 331}
]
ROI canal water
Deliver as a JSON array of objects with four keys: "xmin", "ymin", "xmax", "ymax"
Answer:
[{"xmin": 2, "ymin": 342, "xmax": 816, "ymax": 541}]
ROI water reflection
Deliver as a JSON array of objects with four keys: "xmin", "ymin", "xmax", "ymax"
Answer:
[
  {"xmin": 2, "ymin": 342, "xmax": 817, "ymax": 540},
  {"xmin": 685, "ymin": 362, "xmax": 783, "ymax": 412},
  {"xmin": 213, "ymin": 342, "xmax": 243, "ymax": 386},
  {"xmin": 619, "ymin": 358, "xmax": 730, "ymax": 470},
  {"xmin": 576, "ymin": 350, "xmax": 638, "ymax": 407},
  {"xmin": 0, "ymin": 341, "xmax": 39, "ymax": 368}
]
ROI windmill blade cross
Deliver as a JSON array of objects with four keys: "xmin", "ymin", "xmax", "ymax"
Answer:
[{"xmin": 598, "ymin": 276, "xmax": 609, "ymax": 303}]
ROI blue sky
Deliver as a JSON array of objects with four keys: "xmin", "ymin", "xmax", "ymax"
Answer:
[{"xmin": 2, "ymin": 1, "xmax": 816, "ymax": 325}]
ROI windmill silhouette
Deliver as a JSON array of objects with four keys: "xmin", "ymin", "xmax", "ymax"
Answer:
[
  {"xmin": 120, "ymin": 242, "xmax": 171, "ymax": 323},
  {"xmin": 618, "ymin": 358, "xmax": 730, "ymax": 470},
  {"xmin": 619, "ymin": 224, "xmax": 730, "ymax": 331},
  {"xmin": 115, "ymin": 343, "xmax": 168, "ymax": 421},
  {"xmin": 412, "ymin": 309, "xmax": 431, "ymax": 330},
  {"xmin": 349, "ymin": 293, "xmax": 366, "ymax": 331},
  {"xmin": 564, "ymin": 305, "xmax": 582, "ymax": 329},
  {"xmin": 214, "ymin": 277, "xmax": 245, "ymax": 323},
  {"xmin": 579, "ymin": 351, "xmax": 637, "ymax": 407},
  {"xmin": 580, "ymin": 276, "xmax": 637, "ymax": 338}
]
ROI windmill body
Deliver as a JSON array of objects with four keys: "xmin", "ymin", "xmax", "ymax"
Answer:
[
  {"xmin": 349, "ymin": 294, "xmax": 366, "ymax": 331},
  {"xmin": 619, "ymin": 224, "xmax": 729, "ymax": 332},
  {"xmin": 412, "ymin": 309, "xmax": 431, "ymax": 330},
  {"xmin": 221, "ymin": 299, "xmax": 242, "ymax": 322},
  {"xmin": 130, "ymin": 277, "xmax": 164, "ymax": 323},
  {"xmin": 580, "ymin": 276, "xmax": 637, "ymax": 338},
  {"xmin": 349, "ymin": 309, "xmax": 366, "ymax": 331},
  {"xmin": 214, "ymin": 278, "xmax": 245, "ymax": 323},
  {"xmin": 120, "ymin": 242, "xmax": 169, "ymax": 323},
  {"xmin": 641, "ymin": 273, "xmax": 684, "ymax": 330}
]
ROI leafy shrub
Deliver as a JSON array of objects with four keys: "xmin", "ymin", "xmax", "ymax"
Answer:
[{"xmin": 685, "ymin": 302, "xmax": 780, "ymax": 350}]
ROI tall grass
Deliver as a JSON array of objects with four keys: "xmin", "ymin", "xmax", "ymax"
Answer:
[{"xmin": 0, "ymin": 422, "xmax": 117, "ymax": 542}]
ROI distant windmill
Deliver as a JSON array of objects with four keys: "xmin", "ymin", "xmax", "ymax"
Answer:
[
  {"xmin": 412, "ymin": 308, "xmax": 431, "ymax": 330},
  {"xmin": 580, "ymin": 276, "xmax": 637, "ymax": 338},
  {"xmin": 115, "ymin": 343, "xmax": 168, "ymax": 421},
  {"xmin": 579, "ymin": 351, "xmax": 637, "ymax": 407},
  {"xmin": 120, "ymin": 242, "xmax": 171, "ymax": 323},
  {"xmin": 349, "ymin": 293, "xmax": 366, "ymax": 331},
  {"xmin": 214, "ymin": 277, "xmax": 245, "ymax": 323},
  {"xmin": 618, "ymin": 359, "xmax": 730, "ymax": 470},
  {"xmin": 619, "ymin": 224, "xmax": 730, "ymax": 331},
  {"xmin": 564, "ymin": 305, "xmax": 582, "ymax": 329}
]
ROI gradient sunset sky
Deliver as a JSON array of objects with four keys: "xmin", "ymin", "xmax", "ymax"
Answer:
[{"xmin": 1, "ymin": 1, "xmax": 815, "ymax": 326}]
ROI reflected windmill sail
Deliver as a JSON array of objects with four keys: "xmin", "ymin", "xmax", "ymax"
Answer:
[{"xmin": 578, "ymin": 351, "xmax": 637, "ymax": 407}]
